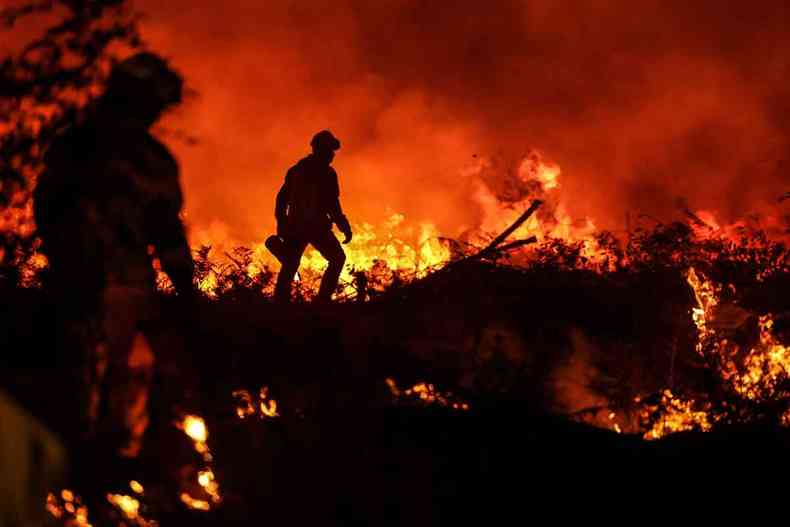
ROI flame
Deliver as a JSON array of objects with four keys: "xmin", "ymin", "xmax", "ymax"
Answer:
[
  {"xmin": 197, "ymin": 469, "xmax": 221, "ymax": 503},
  {"xmin": 179, "ymin": 414, "xmax": 208, "ymax": 445},
  {"xmin": 176, "ymin": 414, "xmax": 221, "ymax": 510},
  {"xmin": 106, "ymin": 493, "xmax": 156, "ymax": 526},
  {"xmin": 607, "ymin": 412, "xmax": 622, "ymax": 434},
  {"xmin": 469, "ymin": 151, "xmax": 608, "ymax": 270},
  {"xmin": 258, "ymin": 386, "xmax": 279, "ymax": 418},
  {"xmin": 185, "ymin": 150, "xmax": 615, "ymax": 299},
  {"xmin": 386, "ymin": 378, "xmax": 469, "ymax": 411},
  {"xmin": 130, "ymin": 480, "xmax": 144, "ymax": 494},
  {"xmin": 180, "ymin": 493, "xmax": 211, "ymax": 511},
  {"xmin": 232, "ymin": 389, "xmax": 256, "ymax": 419},
  {"xmin": 190, "ymin": 212, "xmax": 453, "ymax": 299},
  {"xmin": 729, "ymin": 315, "xmax": 790, "ymax": 400},
  {"xmin": 232, "ymin": 386, "xmax": 280, "ymax": 419},
  {"xmin": 687, "ymin": 268, "xmax": 790, "ymax": 402},
  {"xmin": 641, "ymin": 390, "xmax": 713, "ymax": 440},
  {"xmin": 46, "ymin": 490, "xmax": 92, "ymax": 527}
]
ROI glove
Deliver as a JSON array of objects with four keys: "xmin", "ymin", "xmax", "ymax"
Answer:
[
  {"xmin": 342, "ymin": 227, "xmax": 353, "ymax": 244},
  {"xmin": 336, "ymin": 215, "xmax": 352, "ymax": 244}
]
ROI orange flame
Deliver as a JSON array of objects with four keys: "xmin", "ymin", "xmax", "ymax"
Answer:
[
  {"xmin": 641, "ymin": 390, "xmax": 713, "ymax": 440},
  {"xmin": 386, "ymin": 378, "xmax": 469, "ymax": 411},
  {"xmin": 46, "ymin": 490, "xmax": 92, "ymax": 527},
  {"xmin": 232, "ymin": 386, "xmax": 280, "ymax": 419},
  {"xmin": 176, "ymin": 414, "xmax": 222, "ymax": 510}
]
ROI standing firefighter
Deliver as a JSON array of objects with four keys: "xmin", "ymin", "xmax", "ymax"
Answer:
[
  {"xmin": 271, "ymin": 130, "xmax": 353, "ymax": 303},
  {"xmin": 33, "ymin": 52, "xmax": 194, "ymax": 459}
]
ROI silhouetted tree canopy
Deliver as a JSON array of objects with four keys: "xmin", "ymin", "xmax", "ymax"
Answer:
[{"xmin": 0, "ymin": 0, "xmax": 142, "ymax": 278}]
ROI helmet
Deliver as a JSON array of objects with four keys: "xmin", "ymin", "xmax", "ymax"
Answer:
[
  {"xmin": 310, "ymin": 130, "xmax": 341, "ymax": 152},
  {"xmin": 107, "ymin": 52, "xmax": 183, "ymax": 107}
]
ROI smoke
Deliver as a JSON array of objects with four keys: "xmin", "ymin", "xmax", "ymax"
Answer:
[{"xmin": 130, "ymin": 0, "xmax": 790, "ymax": 242}]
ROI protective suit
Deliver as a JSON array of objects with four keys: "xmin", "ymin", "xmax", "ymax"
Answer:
[{"xmin": 273, "ymin": 130, "xmax": 352, "ymax": 303}]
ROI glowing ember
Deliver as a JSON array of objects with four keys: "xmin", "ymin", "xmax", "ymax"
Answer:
[
  {"xmin": 46, "ymin": 490, "xmax": 92, "ymax": 527},
  {"xmin": 130, "ymin": 480, "xmax": 144, "ymax": 494},
  {"xmin": 232, "ymin": 386, "xmax": 280, "ymax": 419},
  {"xmin": 386, "ymin": 378, "xmax": 469, "ymax": 411},
  {"xmin": 176, "ymin": 414, "xmax": 222, "ymax": 511},
  {"xmin": 179, "ymin": 415, "xmax": 208, "ymax": 451},
  {"xmin": 197, "ymin": 469, "xmax": 221, "ymax": 504},
  {"xmin": 105, "ymin": 492, "xmax": 158, "ymax": 527},
  {"xmin": 607, "ymin": 412, "xmax": 622, "ymax": 434},
  {"xmin": 258, "ymin": 386, "xmax": 279, "ymax": 418},
  {"xmin": 232, "ymin": 389, "xmax": 256, "ymax": 419},
  {"xmin": 180, "ymin": 493, "xmax": 211, "ymax": 511},
  {"xmin": 107, "ymin": 494, "xmax": 139, "ymax": 518}
]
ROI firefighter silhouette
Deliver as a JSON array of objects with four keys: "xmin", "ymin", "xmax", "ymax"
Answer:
[
  {"xmin": 33, "ymin": 52, "xmax": 194, "ymax": 458},
  {"xmin": 271, "ymin": 130, "xmax": 353, "ymax": 303}
]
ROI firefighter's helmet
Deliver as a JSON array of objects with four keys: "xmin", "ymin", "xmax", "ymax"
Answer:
[{"xmin": 310, "ymin": 130, "xmax": 341, "ymax": 152}]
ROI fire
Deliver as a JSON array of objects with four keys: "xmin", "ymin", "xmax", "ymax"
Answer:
[
  {"xmin": 386, "ymin": 378, "xmax": 470, "ymax": 411},
  {"xmin": 687, "ymin": 267, "xmax": 719, "ymax": 356},
  {"xmin": 190, "ymin": 212, "xmax": 453, "ymax": 299},
  {"xmin": 179, "ymin": 415, "xmax": 208, "ymax": 446},
  {"xmin": 197, "ymin": 470, "xmax": 221, "ymax": 503},
  {"xmin": 176, "ymin": 414, "xmax": 222, "ymax": 510},
  {"xmin": 232, "ymin": 389, "xmax": 256, "ymax": 419},
  {"xmin": 687, "ymin": 268, "xmax": 790, "ymax": 402},
  {"xmin": 179, "ymin": 493, "xmax": 211, "ymax": 511},
  {"xmin": 130, "ymin": 480, "xmax": 145, "ymax": 494},
  {"xmin": 46, "ymin": 490, "xmax": 92, "ymax": 527},
  {"xmin": 106, "ymin": 493, "xmax": 157, "ymax": 526},
  {"xmin": 180, "ymin": 464, "xmax": 221, "ymax": 511},
  {"xmin": 258, "ymin": 386, "xmax": 279, "ymax": 418},
  {"xmin": 607, "ymin": 412, "xmax": 622, "ymax": 434},
  {"xmin": 232, "ymin": 386, "xmax": 279, "ymax": 419},
  {"xmin": 641, "ymin": 390, "xmax": 713, "ymax": 441},
  {"xmin": 730, "ymin": 315, "xmax": 790, "ymax": 401},
  {"xmin": 469, "ymin": 151, "xmax": 607, "ymax": 269},
  {"xmin": 186, "ymin": 149, "xmax": 609, "ymax": 299},
  {"xmin": 107, "ymin": 493, "xmax": 139, "ymax": 517}
]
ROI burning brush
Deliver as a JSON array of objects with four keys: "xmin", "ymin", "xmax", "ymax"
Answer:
[
  {"xmin": 176, "ymin": 415, "xmax": 222, "ymax": 511},
  {"xmin": 386, "ymin": 378, "xmax": 470, "ymax": 411},
  {"xmin": 232, "ymin": 386, "xmax": 280, "ymax": 419}
]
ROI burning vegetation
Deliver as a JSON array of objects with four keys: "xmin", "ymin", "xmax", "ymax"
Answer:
[
  {"xmin": 4, "ymin": 0, "xmax": 790, "ymax": 523},
  {"xmin": 4, "ymin": 141, "xmax": 790, "ymax": 523}
]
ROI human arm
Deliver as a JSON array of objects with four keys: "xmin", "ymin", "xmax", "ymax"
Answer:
[
  {"xmin": 327, "ymin": 168, "xmax": 352, "ymax": 243},
  {"xmin": 145, "ymin": 172, "xmax": 194, "ymax": 297},
  {"xmin": 275, "ymin": 170, "xmax": 293, "ymax": 238}
]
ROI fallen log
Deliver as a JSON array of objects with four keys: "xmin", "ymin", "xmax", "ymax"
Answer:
[
  {"xmin": 480, "ymin": 199, "xmax": 543, "ymax": 255},
  {"xmin": 432, "ymin": 200, "xmax": 543, "ymax": 275}
]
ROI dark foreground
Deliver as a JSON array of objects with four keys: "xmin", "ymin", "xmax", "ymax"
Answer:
[{"xmin": 3, "ymin": 260, "xmax": 790, "ymax": 524}]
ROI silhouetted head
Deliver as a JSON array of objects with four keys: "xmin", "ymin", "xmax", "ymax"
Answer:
[
  {"xmin": 100, "ymin": 52, "xmax": 184, "ymax": 130},
  {"xmin": 310, "ymin": 130, "xmax": 341, "ymax": 165}
]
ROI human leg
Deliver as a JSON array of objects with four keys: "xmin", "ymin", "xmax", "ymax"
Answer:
[
  {"xmin": 274, "ymin": 239, "xmax": 308, "ymax": 303},
  {"xmin": 311, "ymin": 230, "xmax": 346, "ymax": 302}
]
